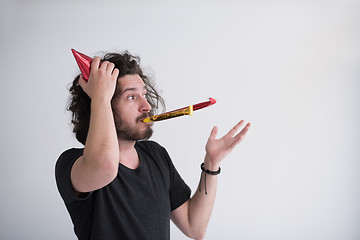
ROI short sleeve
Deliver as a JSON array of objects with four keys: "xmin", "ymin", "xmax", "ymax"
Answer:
[
  {"xmin": 161, "ymin": 148, "xmax": 191, "ymax": 211},
  {"xmin": 169, "ymin": 165, "xmax": 191, "ymax": 211},
  {"xmin": 55, "ymin": 148, "xmax": 90, "ymax": 204}
]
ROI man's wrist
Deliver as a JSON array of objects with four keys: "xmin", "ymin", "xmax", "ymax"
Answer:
[
  {"xmin": 203, "ymin": 164, "xmax": 220, "ymax": 172},
  {"xmin": 204, "ymin": 156, "xmax": 220, "ymax": 172},
  {"xmin": 199, "ymin": 161, "xmax": 220, "ymax": 195},
  {"xmin": 201, "ymin": 163, "xmax": 221, "ymax": 175}
]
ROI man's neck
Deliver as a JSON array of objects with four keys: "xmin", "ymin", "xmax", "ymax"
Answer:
[{"xmin": 117, "ymin": 139, "xmax": 140, "ymax": 169}]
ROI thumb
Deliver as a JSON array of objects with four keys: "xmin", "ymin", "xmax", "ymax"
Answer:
[
  {"xmin": 78, "ymin": 74, "xmax": 91, "ymax": 98},
  {"xmin": 209, "ymin": 126, "xmax": 218, "ymax": 140},
  {"xmin": 78, "ymin": 74, "xmax": 87, "ymax": 89}
]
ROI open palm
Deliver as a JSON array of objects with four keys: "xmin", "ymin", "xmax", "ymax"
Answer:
[{"xmin": 205, "ymin": 120, "xmax": 251, "ymax": 165}]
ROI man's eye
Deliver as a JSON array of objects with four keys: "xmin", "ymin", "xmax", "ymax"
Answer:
[
  {"xmin": 143, "ymin": 93, "xmax": 148, "ymax": 98},
  {"xmin": 128, "ymin": 95, "xmax": 135, "ymax": 100}
]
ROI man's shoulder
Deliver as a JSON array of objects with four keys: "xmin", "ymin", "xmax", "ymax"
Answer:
[
  {"xmin": 58, "ymin": 147, "xmax": 84, "ymax": 159},
  {"xmin": 56, "ymin": 148, "xmax": 84, "ymax": 168},
  {"xmin": 60, "ymin": 147, "xmax": 84, "ymax": 156}
]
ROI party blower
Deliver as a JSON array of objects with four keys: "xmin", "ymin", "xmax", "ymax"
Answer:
[
  {"xmin": 71, "ymin": 49, "xmax": 216, "ymax": 122},
  {"xmin": 142, "ymin": 98, "xmax": 216, "ymax": 123}
]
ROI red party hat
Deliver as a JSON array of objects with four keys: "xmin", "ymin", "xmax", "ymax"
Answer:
[{"xmin": 71, "ymin": 49, "xmax": 93, "ymax": 81}]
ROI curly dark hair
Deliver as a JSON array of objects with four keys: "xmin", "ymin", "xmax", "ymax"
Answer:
[{"xmin": 68, "ymin": 51, "xmax": 165, "ymax": 145}]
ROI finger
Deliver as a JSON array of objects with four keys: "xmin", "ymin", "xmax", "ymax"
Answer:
[
  {"xmin": 90, "ymin": 56, "xmax": 101, "ymax": 71},
  {"xmin": 209, "ymin": 126, "xmax": 218, "ymax": 140},
  {"xmin": 227, "ymin": 120, "xmax": 245, "ymax": 137},
  {"xmin": 106, "ymin": 62, "xmax": 115, "ymax": 72},
  {"xmin": 112, "ymin": 68, "xmax": 119, "ymax": 78},
  {"xmin": 233, "ymin": 122, "xmax": 251, "ymax": 143},
  {"xmin": 99, "ymin": 60, "xmax": 109, "ymax": 70}
]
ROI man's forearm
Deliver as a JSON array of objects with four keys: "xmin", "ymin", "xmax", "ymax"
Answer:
[
  {"xmin": 71, "ymin": 98, "xmax": 120, "ymax": 193},
  {"xmin": 172, "ymin": 121, "xmax": 250, "ymax": 239},
  {"xmin": 187, "ymin": 157, "xmax": 220, "ymax": 238},
  {"xmin": 84, "ymin": 98, "xmax": 119, "ymax": 166}
]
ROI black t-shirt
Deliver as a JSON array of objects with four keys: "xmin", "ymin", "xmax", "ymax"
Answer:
[{"xmin": 55, "ymin": 140, "xmax": 191, "ymax": 240}]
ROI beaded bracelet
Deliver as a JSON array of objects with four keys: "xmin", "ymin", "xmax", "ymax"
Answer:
[{"xmin": 199, "ymin": 163, "xmax": 221, "ymax": 195}]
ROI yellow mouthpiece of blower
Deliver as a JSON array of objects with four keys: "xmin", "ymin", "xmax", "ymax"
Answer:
[{"xmin": 143, "ymin": 105, "xmax": 193, "ymax": 123}]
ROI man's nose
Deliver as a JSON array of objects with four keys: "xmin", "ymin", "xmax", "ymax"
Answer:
[{"xmin": 140, "ymin": 97, "xmax": 151, "ymax": 113}]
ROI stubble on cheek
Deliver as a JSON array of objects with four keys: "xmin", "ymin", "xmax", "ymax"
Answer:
[{"xmin": 114, "ymin": 112, "xmax": 154, "ymax": 141}]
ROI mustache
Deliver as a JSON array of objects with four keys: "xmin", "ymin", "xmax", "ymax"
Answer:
[{"xmin": 136, "ymin": 113, "xmax": 151, "ymax": 122}]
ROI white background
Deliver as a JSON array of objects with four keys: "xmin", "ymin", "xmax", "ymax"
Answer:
[{"xmin": 0, "ymin": 0, "xmax": 359, "ymax": 239}]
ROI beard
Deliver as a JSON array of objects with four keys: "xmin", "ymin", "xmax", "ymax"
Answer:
[{"xmin": 114, "ymin": 113, "xmax": 153, "ymax": 141}]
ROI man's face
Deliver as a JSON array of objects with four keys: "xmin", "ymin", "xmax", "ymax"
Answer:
[{"xmin": 112, "ymin": 74, "xmax": 153, "ymax": 141}]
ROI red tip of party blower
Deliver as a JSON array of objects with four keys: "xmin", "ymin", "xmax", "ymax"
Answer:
[
  {"xmin": 209, "ymin": 97, "xmax": 216, "ymax": 104},
  {"xmin": 71, "ymin": 49, "xmax": 93, "ymax": 81}
]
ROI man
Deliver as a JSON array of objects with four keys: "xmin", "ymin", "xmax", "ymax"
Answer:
[{"xmin": 55, "ymin": 51, "xmax": 250, "ymax": 240}]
